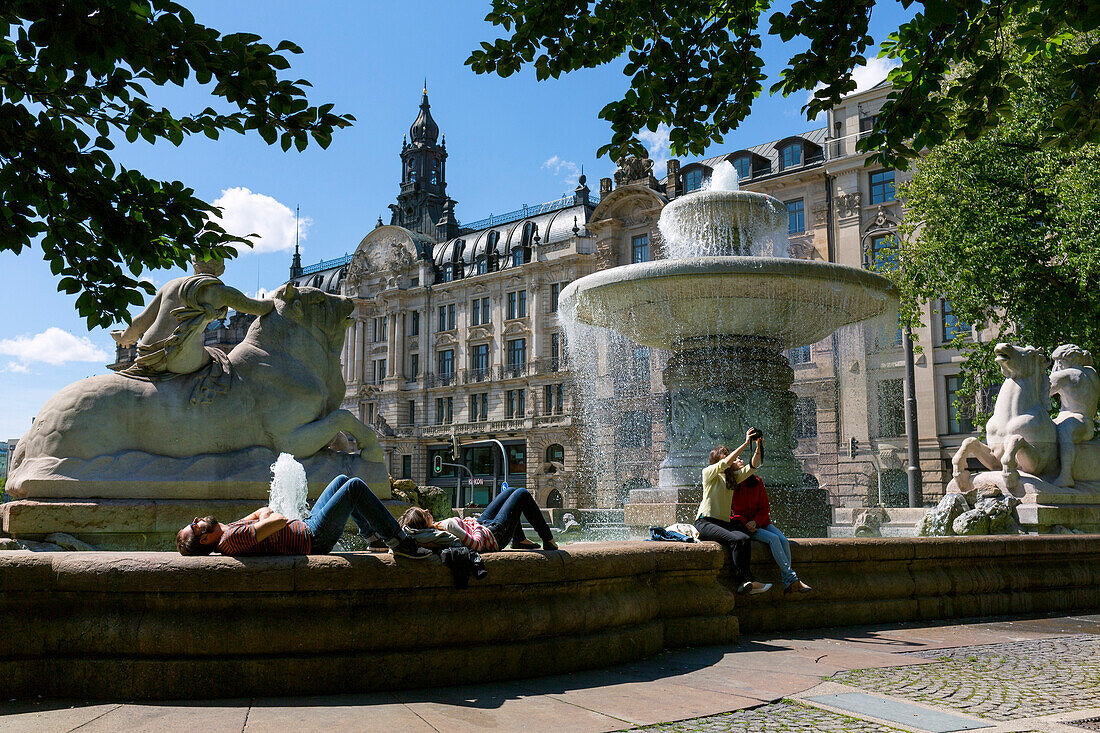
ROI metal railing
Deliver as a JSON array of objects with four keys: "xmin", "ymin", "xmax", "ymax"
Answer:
[
  {"xmin": 300, "ymin": 253, "xmax": 352, "ymax": 276},
  {"xmin": 531, "ymin": 357, "xmax": 567, "ymax": 375},
  {"xmin": 425, "ymin": 372, "xmax": 457, "ymax": 388},
  {"xmin": 458, "ymin": 192, "xmax": 600, "ymax": 233},
  {"xmin": 461, "ymin": 367, "xmax": 493, "ymax": 384}
]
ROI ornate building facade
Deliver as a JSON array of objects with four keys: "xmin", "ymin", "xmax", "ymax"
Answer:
[{"xmin": 288, "ymin": 82, "xmax": 978, "ymax": 510}]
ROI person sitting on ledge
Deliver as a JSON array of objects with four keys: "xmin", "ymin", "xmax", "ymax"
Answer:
[
  {"xmin": 731, "ymin": 465, "xmax": 812, "ymax": 594},
  {"xmin": 400, "ymin": 485, "xmax": 558, "ymax": 552},
  {"xmin": 696, "ymin": 428, "xmax": 771, "ymax": 595},
  {"xmin": 176, "ymin": 474, "xmax": 431, "ymax": 559}
]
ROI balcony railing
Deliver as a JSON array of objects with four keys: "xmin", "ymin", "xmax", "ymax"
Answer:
[
  {"xmin": 461, "ymin": 367, "xmax": 493, "ymax": 385},
  {"xmin": 425, "ymin": 372, "xmax": 457, "ymax": 388},
  {"xmin": 458, "ymin": 192, "xmax": 601, "ymax": 233},
  {"xmin": 531, "ymin": 357, "xmax": 567, "ymax": 375},
  {"xmin": 498, "ymin": 362, "xmax": 530, "ymax": 380}
]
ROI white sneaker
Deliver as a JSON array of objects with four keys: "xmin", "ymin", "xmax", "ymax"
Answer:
[{"xmin": 748, "ymin": 582, "xmax": 772, "ymax": 595}]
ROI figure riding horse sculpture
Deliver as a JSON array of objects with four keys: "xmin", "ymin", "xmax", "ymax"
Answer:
[
  {"xmin": 952, "ymin": 342, "xmax": 1100, "ymax": 493},
  {"xmin": 7, "ymin": 282, "xmax": 383, "ymax": 499}
]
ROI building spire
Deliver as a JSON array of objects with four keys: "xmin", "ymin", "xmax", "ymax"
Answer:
[{"xmin": 289, "ymin": 205, "xmax": 303, "ymax": 279}]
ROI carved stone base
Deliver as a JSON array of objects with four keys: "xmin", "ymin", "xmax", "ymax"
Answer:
[{"xmin": 946, "ymin": 470, "xmax": 1100, "ymax": 533}]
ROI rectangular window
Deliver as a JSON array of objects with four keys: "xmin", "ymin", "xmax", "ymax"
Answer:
[
  {"xmin": 447, "ymin": 303, "xmax": 455, "ymax": 330},
  {"xmin": 506, "ymin": 291, "xmax": 516, "ymax": 319},
  {"xmin": 733, "ymin": 157, "xmax": 752, "ymax": 182},
  {"xmin": 373, "ymin": 358, "xmax": 386, "ymax": 384},
  {"xmin": 437, "ymin": 304, "xmax": 455, "ymax": 331},
  {"xmin": 507, "ymin": 444, "xmax": 526, "ymax": 475},
  {"xmin": 469, "ymin": 393, "xmax": 488, "ymax": 422},
  {"xmin": 506, "ymin": 338, "xmax": 526, "ymax": 368},
  {"xmin": 544, "ymin": 384, "xmax": 564, "ymax": 415},
  {"xmin": 945, "ymin": 375, "xmax": 976, "ymax": 434},
  {"xmin": 859, "ymin": 115, "xmax": 877, "ymax": 137},
  {"xmin": 471, "ymin": 297, "xmax": 481, "ymax": 326},
  {"xmin": 787, "ymin": 345, "xmax": 812, "ymax": 365},
  {"xmin": 437, "ymin": 349, "xmax": 454, "ymax": 378},
  {"xmin": 941, "ymin": 299, "xmax": 970, "ymax": 343},
  {"xmin": 506, "ymin": 389, "xmax": 525, "ymax": 419},
  {"xmin": 550, "ymin": 283, "xmax": 561, "ymax": 313},
  {"xmin": 471, "ymin": 343, "xmax": 490, "ymax": 374},
  {"xmin": 440, "ymin": 265, "xmax": 453, "ymax": 283},
  {"xmin": 870, "ymin": 170, "xmax": 895, "ymax": 204},
  {"xmin": 793, "ymin": 397, "xmax": 818, "ymax": 439},
  {"xmin": 550, "ymin": 332, "xmax": 561, "ymax": 370},
  {"xmin": 445, "ymin": 396, "xmax": 453, "ymax": 423},
  {"xmin": 631, "ymin": 233, "xmax": 650, "ymax": 264},
  {"xmin": 410, "ymin": 311, "xmax": 419, "ymax": 336},
  {"xmin": 781, "ymin": 142, "xmax": 802, "ymax": 170},
  {"xmin": 438, "ymin": 305, "xmax": 446, "ymax": 332},
  {"xmin": 683, "ymin": 168, "xmax": 704, "ymax": 192},
  {"xmin": 785, "ymin": 199, "xmax": 805, "ymax": 235},
  {"xmin": 435, "ymin": 397, "xmax": 445, "ymax": 425},
  {"xmin": 517, "ymin": 290, "xmax": 527, "ymax": 317},
  {"xmin": 476, "ymin": 258, "xmax": 487, "ymax": 275},
  {"xmin": 512, "ymin": 248, "xmax": 524, "ymax": 267},
  {"xmin": 401, "ymin": 455, "xmax": 412, "ymax": 479},
  {"xmin": 877, "ymin": 378, "xmax": 906, "ymax": 437},
  {"xmin": 410, "ymin": 353, "xmax": 419, "ymax": 378},
  {"xmin": 408, "ymin": 400, "xmax": 416, "ymax": 425}
]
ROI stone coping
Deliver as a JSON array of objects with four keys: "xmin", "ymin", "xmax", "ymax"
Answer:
[{"xmin": 2, "ymin": 536, "xmax": 1098, "ymax": 700}]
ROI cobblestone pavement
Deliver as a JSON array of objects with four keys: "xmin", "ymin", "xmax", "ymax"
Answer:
[
  {"xmin": 627, "ymin": 700, "xmax": 907, "ymax": 733},
  {"xmin": 621, "ymin": 634, "xmax": 1100, "ymax": 731},
  {"xmin": 833, "ymin": 633, "xmax": 1100, "ymax": 721}
]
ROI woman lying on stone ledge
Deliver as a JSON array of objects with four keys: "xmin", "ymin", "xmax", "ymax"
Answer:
[
  {"xmin": 400, "ymin": 486, "xmax": 558, "ymax": 552},
  {"xmin": 696, "ymin": 429, "xmax": 771, "ymax": 596},
  {"xmin": 175, "ymin": 474, "xmax": 431, "ymax": 559}
]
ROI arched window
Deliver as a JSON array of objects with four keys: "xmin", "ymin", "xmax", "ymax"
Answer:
[
  {"xmin": 545, "ymin": 489, "xmax": 563, "ymax": 508},
  {"xmin": 545, "ymin": 443, "xmax": 565, "ymax": 464},
  {"xmin": 780, "ymin": 141, "xmax": 802, "ymax": 170},
  {"xmin": 486, "ymin": 231, "xmax": 500, "ymax": 272},
  {"xmin": 450, "ymin": 240, "xmax": 464, "ymax": 280},
  {"xmin": 732, "ymin": 155, "xmax": 752, "ymax": 182}
]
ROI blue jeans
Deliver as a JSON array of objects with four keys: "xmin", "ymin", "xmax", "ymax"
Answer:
[
  {"xmin": 305, "ymin": 475, "xmax": 406, "ymax": 553},
  {"xmin": 752, "ymin": 524, "xmax": 798, "ymax": 586},
  {"xmin": 478, "ymin": 487, "xmax": 553, "ymax": 548}
]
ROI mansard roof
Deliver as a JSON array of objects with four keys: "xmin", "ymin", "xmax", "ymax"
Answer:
[{"xmin": 432, "ymin": 201, "xmax": 593, "ymax": 268}]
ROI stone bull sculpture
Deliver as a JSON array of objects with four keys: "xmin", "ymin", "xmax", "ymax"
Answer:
[{"xmin": 8, "ymin": 284, "xmax": 383, "ymax": 500}]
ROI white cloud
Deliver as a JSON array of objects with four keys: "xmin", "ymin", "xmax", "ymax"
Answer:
[
  {"xmin": 638, "ymin": 123, "xmax": 672, "ymax": 169},
  {"xmin": 5, "ymin": 362, "xmax": 29, "ymax": 374},
  {"xmin": 848, "ymin": 56, "xmax": 900, "ymax": 96},
  {"xmin": 210, "ymin": 187, "xmax": 311, "ymax": 255},
  {"xmin": 0, "ymin": 328, "xmax": 109, "ymax": 369},
  {"xmin": 804, "ymin": 57, "xmax": 902, "ymax": 122},
  {"xmin": 542, "ymin": 155, "xmax": 581, "ymax": 188}
]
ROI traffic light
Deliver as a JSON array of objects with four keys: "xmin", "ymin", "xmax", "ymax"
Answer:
[
  {"xmin": 433, "ymin": 454, "xmax": 443, "ymax": 474},
  {"xmin": 451, "ymin": 433, "xmax": 461, "ymax": 461}
]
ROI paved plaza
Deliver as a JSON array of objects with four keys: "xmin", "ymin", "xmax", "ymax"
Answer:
[{"xmin": 2, "ymin": 612, "xmax": 1098, "ymax": 733}]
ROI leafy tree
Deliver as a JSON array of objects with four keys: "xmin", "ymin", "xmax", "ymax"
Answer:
[
  {"xmin": 893, "ymin": 36, "xmax": 1100, "ymax": 422},
  {"xmin": 1, "ymin": 0, "xmax": 353, "ymax": 328},
  {"xmin": 468, "ymin": 0, "xmax": 1099, "ymax": 167}
]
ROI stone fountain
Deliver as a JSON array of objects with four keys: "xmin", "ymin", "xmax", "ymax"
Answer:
[{"xmin": 559, "ymin": 164, "xmax": 897, "ymax": 536}]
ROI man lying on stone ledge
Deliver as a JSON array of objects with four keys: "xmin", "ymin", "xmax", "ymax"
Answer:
[{"xmin": 176, "ymin": 474, "xmax": 431, "ymax": 559}]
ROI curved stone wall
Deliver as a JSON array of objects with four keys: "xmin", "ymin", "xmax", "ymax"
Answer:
[{"xmin": 1, "ymin": 537, "xmax": 1098, "ymax": 700}]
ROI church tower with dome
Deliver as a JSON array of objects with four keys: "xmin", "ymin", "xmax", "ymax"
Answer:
[{"xmin": 388, "ymin": 86, "xmax": 458, "ymax": 241}]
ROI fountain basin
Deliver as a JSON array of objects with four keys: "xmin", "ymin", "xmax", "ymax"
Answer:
[{"xmin": 560, "ymin": 257, "xmax": 896, "ymax": 351}]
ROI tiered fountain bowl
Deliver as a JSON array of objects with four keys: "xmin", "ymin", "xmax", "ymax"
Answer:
[{"xmin": 560, "ymin": 188, "xmax": 897, "ymax": 536}]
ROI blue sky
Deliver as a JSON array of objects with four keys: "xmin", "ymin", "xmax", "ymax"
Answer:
[{"xmin": 0, "ymin": 0, "xmax": 911, "ymax": 439}]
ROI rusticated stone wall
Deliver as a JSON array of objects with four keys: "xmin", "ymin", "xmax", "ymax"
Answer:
[{"xmin": 0, "ymin": 537, "xmax": 1097, "ymax": 700}]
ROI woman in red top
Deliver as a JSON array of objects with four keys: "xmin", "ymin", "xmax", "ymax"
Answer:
[{"xmin": 731, "ymin": 470, "xmax": 812, "ymax": 594}]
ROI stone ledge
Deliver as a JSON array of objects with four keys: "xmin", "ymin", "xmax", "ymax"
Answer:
[{"xmin": 1, "ymin": 537, "xmax": 1098, "ymax": 700}]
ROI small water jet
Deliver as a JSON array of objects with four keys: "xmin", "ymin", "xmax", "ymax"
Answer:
[{"xmin": 560, "ymin": 162, "xmax": 897, "ymax": 535}]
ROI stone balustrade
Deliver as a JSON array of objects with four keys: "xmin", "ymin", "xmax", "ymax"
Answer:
[{"xmin": 1, "ymin": 536, "xmax": 1097, "ymax": 700}]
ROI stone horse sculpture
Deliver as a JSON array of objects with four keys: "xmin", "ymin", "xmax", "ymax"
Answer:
[
  {"xmin": 8, "ymin": 283, "xmax": 383, "ymax": 499},
  {"xmin": 952, "ymin": 343, "xmax": 1057, "ymax": 492}
]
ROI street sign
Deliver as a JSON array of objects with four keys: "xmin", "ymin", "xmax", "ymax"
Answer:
[{"xmin": 469, "ymin": 478, "xmax": 484, "ymax": 485}]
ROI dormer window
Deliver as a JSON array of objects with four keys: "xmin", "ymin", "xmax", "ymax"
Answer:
[
  {"xmin": 683, "ymin": 167, "xmax": 706, "ymax": 193},
  {"xmin": 475, "ymin": 257, "xmax": 487, "ymax": 275},
  {"xmin": 780, "ymin": 141, "xmax": 802, "ymax": 170},
  {"xmin": 732, "ymin": 155, "xmax": 752, "ymax": 182},
  {"xmin": 486, "ymin": 231, "xmax": 500, "ymax": 272}
]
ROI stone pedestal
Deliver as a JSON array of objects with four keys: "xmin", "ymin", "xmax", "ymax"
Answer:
[
  {"xmin": 951, "ymin": 471, "xmax": 1100, "ymax": 534},
  {"xmin": 627, "ymin": 337, "xmax": 829, "ymax": 537}
]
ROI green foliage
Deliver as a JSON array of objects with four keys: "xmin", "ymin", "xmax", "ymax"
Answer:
[
  {"xmin": 468, "ymin": 0, "xmax": 1100, "ymax": 168},
  {"xmin": 894, "ymin": 38, "xmax": 1100, "ymax": 424},
  {"xmin": 1, "ymin": 0, "xmax": 354, "ymax": 328}
]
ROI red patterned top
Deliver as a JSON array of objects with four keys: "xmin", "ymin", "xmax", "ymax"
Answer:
[
  {"xmin": 436, "ymin": 516, "xmax": 499, "ymax": 552},
  {"xmin": 217, "ymin": 518, "xmax": 312, "ymax": 556}
]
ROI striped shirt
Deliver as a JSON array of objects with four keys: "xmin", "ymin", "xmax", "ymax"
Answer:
[
  {"xmin": 217, "ymin": 518, "xmax": 312, "ymax": 556},
  {"xmin": 436, "ymin": 516, "xmax": 499, "ymax": 552}
]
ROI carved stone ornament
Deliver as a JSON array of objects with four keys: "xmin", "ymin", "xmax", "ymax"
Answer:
[
  {"xmin": 613, "ymin": 156, "xmax": 654, "ymax": 186},
  {"xmin": 596, "ymin": 240, "xmax": 620, "ymax": 269},
  {"xmin": 837, "ymin": 192, "xmax": 862, "ymax": 218}
]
